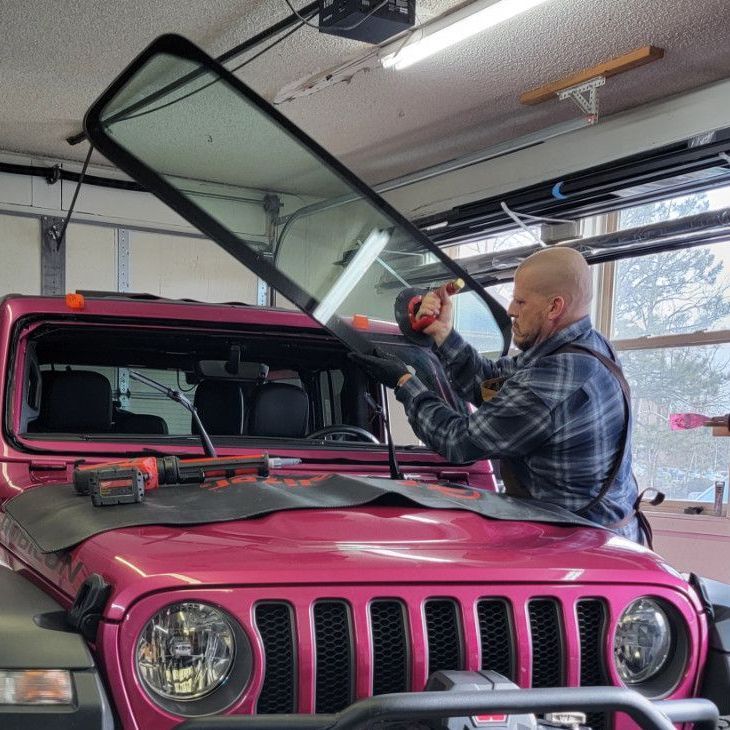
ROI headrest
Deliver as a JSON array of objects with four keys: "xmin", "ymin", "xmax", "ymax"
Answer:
[
  {"xmin": 193, "ymin": 380, "xmax": 244, "ymax": 435},
  {"xmin": 248, "ymin": 382, "xmax": 309, "ymax": 438},
  {"xmin": 43, "ymin": 371, "xmax": 113, "ymax": 432},
  {"xmin": 114, "ymin": 411, "xmax": 169, "ymax": 435}
]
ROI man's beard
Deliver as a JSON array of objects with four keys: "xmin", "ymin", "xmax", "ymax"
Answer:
[{"xmin": 513, "ymin": 330, "xmax": 537, "ymax": 352}]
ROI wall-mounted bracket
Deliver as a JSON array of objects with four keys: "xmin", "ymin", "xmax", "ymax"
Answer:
[
  {"xmin": 557, "ymin": 76, "xmax": 605, "ymax": 119},
  {"xmin": 40, "ymin": 216, "xmax": 66, "ymax": 295},
  {"xmin": 258, "ymin": 195, "xmax": 281, "ymax": 307}
]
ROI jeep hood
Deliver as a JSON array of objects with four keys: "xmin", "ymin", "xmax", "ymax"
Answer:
[{"xmin": 68, "ymin": 507, "xmax": 686, "ymax": 620}]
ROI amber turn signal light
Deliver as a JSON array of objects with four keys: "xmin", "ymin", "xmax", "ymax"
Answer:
[{"xmin": 65, "ymin": 293, "xmax": 85, "ymax": 310}]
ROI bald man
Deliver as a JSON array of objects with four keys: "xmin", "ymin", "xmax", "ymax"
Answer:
[{"xmin": 351, "ymin": 248, "xmax": 644, "ymax": 544}]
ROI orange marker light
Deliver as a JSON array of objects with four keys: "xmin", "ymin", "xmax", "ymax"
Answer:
[
  {"xmin": 65, "ymin": 293, "xmax": 85, "ymax": 310},
  {"xmin": 352, "ymin": 314, "xmax": 369, "ymax": 330},
  {"xmin": 0, "ymin": 669, "xmax": 74, "ymax": 705}
]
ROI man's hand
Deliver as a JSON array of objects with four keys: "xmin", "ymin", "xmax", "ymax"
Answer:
[
  {"xmin": 416, "ymin": 285, "xmax": 454, "ymax": 346},
  {"xmin": 349, "ymin": 347, "xmax": 411, "ymax": 389}
]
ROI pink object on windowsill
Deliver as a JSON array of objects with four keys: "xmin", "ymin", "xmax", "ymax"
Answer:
[{"xmin": 669, "ymin": 413, "xmax": 730, "ymax": 430}]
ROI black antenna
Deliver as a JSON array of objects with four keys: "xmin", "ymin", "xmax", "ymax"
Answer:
[{"xmin": 364, "ymin": 391, "xmax": 403, "ymax": 480}]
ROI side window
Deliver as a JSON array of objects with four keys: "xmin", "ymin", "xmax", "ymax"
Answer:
[
  {"xmin": 26, "ymin": 359, "xmax": 41, "ymax": 411},
  {"xmin": 387, "ymin": 389, "xmax": 421, "ymax": 446},
  {"xmin": 319, "ymin": 370, "xmax": 344, "ymax": 426}
]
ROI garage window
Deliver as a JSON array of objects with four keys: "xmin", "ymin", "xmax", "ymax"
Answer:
[{"xmin": 605, "ymin": 188, "xmax": 730, "ymax": 515}]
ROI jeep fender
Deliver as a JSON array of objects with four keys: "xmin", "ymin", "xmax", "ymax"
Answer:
[
  {"xmin": 0, "ymin": 564, "xmax": 113, "ymax": 729},
  {"xmin": 693, "ymin": 575, "xmax": 730, "ymax": 714}
]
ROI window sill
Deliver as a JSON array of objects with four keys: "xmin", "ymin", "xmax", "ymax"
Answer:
[{"xmin": 646, "ymin": 509, "xmax": 730, "ymax": 538}]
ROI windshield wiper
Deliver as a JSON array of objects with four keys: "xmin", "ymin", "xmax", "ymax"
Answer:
[
  {"xmin": 364, "ymin": 392, "xmax": 403, "ymax": 480},
  {"xmin": 129, "ymin": 371, "xmax": 216, "ymax": 457}
]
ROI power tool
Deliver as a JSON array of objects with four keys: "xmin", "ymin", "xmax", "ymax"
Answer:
[
  {"xmin": 74, "ymin": 454, "xmax": 273, "ymax": 506},
  {"xmin": 394, "ymin": 278, "xmax": 465, "ymax": 346}
]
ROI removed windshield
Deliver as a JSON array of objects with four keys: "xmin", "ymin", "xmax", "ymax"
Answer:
[{"xmin": 83, "ymin": 35, "xmax": 508, "ymax": 357}]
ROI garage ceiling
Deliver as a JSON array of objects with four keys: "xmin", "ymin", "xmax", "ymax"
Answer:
[{"xmin": 1, "ymin": 0, "xmax": 729, "ymax": 185}]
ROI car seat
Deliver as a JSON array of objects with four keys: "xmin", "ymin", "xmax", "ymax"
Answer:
[
  {"xmin": 29, "ymin": 371, "xmax": 113, "ymax": 432},
  {"xmin": 192, "ymin": 379, "xmax": 245, "ymax": 435},
  {"xmin": 114, "ymin": 410, "xmax": 169, "ymax": 434},
  {"xmin": 247, "ymin": 382, "xmax": 309, "ymax": 438}
]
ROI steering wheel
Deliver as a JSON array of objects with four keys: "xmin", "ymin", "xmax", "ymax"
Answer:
[{"xmin": 307, "ymin": 425, "xmax": 380, "ymax": 444}]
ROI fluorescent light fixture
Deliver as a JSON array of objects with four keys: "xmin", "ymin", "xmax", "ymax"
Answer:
[
  {"xmin": 312, "ymin": 229, "xmax": 391, "ymax": 325},
  {"xmin": 381, "ymin": 0, "xmax": 551, "ymax": 70}
]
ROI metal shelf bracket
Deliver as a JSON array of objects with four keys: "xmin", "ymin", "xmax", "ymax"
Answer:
[{"xmin": 558, "ymin": 76, "xmax": 606, "ymax": 119}]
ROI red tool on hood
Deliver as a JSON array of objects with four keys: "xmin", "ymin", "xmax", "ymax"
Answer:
[{"xmin": 394, "ymin": 278, "xmax": 465, "ymax": 346}]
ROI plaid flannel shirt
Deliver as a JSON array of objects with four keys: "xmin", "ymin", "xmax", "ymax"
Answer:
[{"xmin": 395, "ymin": 316, "xmax": 641, "ymax": 542}]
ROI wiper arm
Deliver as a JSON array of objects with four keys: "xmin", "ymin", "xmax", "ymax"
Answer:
[
  {"xmin": 364, "ymin": 391, "xmax": 403, "ymax": 480},
  {"xmin": 129, "ymin": 371, "xmax": 216, "ymax": 457}
]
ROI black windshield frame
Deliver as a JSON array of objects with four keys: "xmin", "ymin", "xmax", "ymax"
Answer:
[{"xmin": 83, "ymin": 34, "xmax": 510, "ymax": 355}]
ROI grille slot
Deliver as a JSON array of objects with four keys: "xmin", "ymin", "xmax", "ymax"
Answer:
[
  {"xmin": 528, "ymin": 599, "xmax": 563, "ymax": 687},
  {"xmin": 425, "ymin": 599, "xmax": 463, "ymax": 674},
  {"xmin": 314, "ymin": 601, "xmax": 354, "ymax": 713},
  {"xmin": 577, "ymin": 600, "xmax": 610, "ymax": 730},
  {"xmin": 371, "ymin": 600, "xmax": 409, "ymax": 695},
  {"xmin": 255, "ymin": 602, "xmax": 296, "ymax": 714},
  {"xmin": 477, "ymin": 599, "xmax": 515, "ymax": 680}
]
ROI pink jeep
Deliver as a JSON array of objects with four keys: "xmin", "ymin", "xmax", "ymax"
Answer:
[{"xmin": 0, "ymin": 33, "xmax": 727, "ymax": 730}]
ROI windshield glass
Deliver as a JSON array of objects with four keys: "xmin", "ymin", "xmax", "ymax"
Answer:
[{"xmin": 84, "ymin": 36, "xmax": 507, "ymax": 358}]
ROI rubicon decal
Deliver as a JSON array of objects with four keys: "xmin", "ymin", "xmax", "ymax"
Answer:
[{"xmin": 0, "ymin": 512, "xmax": 86, "ymax": 585}]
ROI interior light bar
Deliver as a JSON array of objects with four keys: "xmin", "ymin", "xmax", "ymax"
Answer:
[{"xmin": 381, "ymin": 0, "xmax": 551, "ymax": 70}]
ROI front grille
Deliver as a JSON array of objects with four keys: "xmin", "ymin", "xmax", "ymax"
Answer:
[
  {"xmin": 313, "ymin": 601, "xmax": 354, "ymax": 713},
  {"xmin": 371, "ymin": 600, "xmax": 409, "ymax": 695},
  {"xmin": 577, "ymin": 600, "xmax": 610, "ymax": 730},
  {"xmin": 478, "ymin": 599, "xmax": 514, "ymax": 680},
  {"xmin": 254, "ymin": 603, "xmax": 296, "ymax": 714},
  {"xmin": 528, "ymin": 599, "xmax": 563, "ymax": 688},
  {"xmin": 425, "ymin": 600, "xmax": 463, "ymax": 674},
  {"xmin": 250, "ymin": 588, "xmax": 617, "ymax": 728}
]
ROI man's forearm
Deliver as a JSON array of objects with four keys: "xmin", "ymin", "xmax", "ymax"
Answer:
[{"xmin": 431, "ymin": 326, "xmax": 453, "ymax": 348}]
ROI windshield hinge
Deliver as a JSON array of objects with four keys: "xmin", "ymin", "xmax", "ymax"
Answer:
[
  {"xmin": 29, "ymin": 461, "xmax": 68, "ymax": 472},
  {"xmin": 68, "ymin": 574, "xmax": 111, "ymax": 642},
  {"xmin": 438, "ymin": 470, "xmax": 470, "ymax": 485}
]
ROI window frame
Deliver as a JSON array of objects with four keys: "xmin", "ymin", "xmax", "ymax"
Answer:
[{"xmin": 597, "ymin": 252, "xmax": 730, "ymax": 519}]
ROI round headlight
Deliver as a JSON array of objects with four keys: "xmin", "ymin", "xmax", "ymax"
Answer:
[
  {"xmin": 614, "ymin": 598, "xmax": 671, "ymax": 684},
  {"xmin": 136, "ymin": 602, "xmax": 236, "ymax": 701}
]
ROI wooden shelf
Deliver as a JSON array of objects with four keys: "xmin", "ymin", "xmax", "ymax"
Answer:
[{"xmin": 520, "ymin": 46, "xmax": 665, "ymax": 106}]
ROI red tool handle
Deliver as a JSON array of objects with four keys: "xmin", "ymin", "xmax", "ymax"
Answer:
[{"xmin": 408, "ymin": 278, "xmax": 464, "ymax": 332}]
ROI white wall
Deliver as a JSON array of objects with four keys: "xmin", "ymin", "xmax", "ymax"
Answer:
[
  {"xmin": 649, "ymin": 513, "xmax": 730, "ymax": 582},
  {"xmin": 0, "ymin": 213, "xmax": 40, "ymax": 295},
  {"xmin": 0, "ymin": 153, "xmax": 263, "ymax": 303},
  {"xmin": 65, "ymin": 222, "xmax": 117, "ymax": 293},
  {"xmin": 130, "ymin": 230, "xmax": 258, "ymax": 302}
]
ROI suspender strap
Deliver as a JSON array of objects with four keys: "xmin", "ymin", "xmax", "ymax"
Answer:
[
  {"xmin": 609, "ymin": 489, "xmax": 664, "ymax": 549},
  {"xmin": 499, "ymin": 343, "xmax": 629, "ymax": 506},
  {"xmin": 551, "ymin": 344, "xmax": 631, "ymax": 518},
  {"xmin": 500, "ymin": 341, "xmax": 659, "ymax": 546}
]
